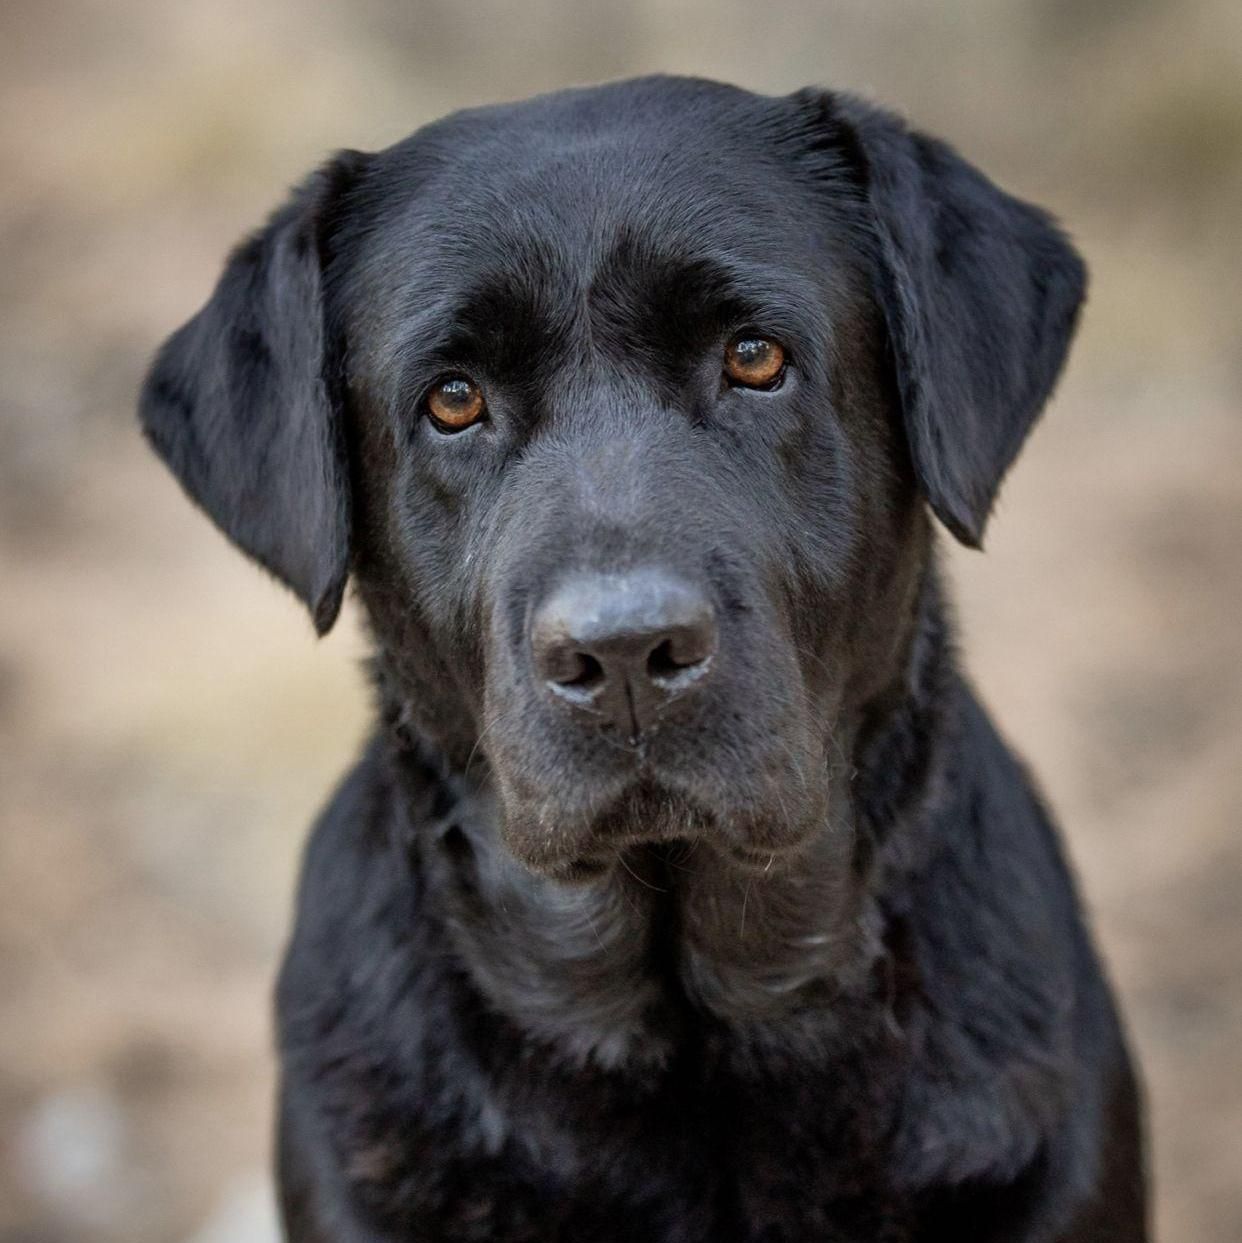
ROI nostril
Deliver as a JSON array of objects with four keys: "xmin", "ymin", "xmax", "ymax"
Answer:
[
  {"xmin": 647, "ymin": 626, "xmax": 715, "ymax": 685},
  {"xmin": 555, "ymin": 650, "xmax": 605, "ymax": 691},
  {"xmin": 537, "ymin": 632, "xmax": 607, "ymax": 691},
  {"xmin": 646, "ymin": 639, "xmax": 683, "ymax": 681}
]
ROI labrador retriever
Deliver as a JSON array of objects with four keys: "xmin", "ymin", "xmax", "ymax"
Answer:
[{"xmin": 139, "ymin": 75, "xmax": 1147, "ymax": 1242}]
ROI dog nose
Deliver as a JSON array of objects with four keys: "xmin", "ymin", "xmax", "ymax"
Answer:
[{"xmin": 531, "ymin": 569, "xmax": 718, "ymax": 741}]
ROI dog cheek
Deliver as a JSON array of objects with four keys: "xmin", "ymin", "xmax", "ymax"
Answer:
[
  {"xmin": 477, "ymin": 653, "xmax": 573, "ymax": 867},
  {"xmin": 489, "ymin": 769, "xmax": 594, "ymax": 879}
]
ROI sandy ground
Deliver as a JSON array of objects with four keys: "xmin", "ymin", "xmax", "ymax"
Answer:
[{"xmin": 2, "ymin": 2, "xmax": 1240, "ymax": 1240}]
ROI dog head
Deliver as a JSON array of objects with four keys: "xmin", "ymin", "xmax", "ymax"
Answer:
[{"xmin": 141, "ymin": 77, "xmax": 1084, "ymax": 879}]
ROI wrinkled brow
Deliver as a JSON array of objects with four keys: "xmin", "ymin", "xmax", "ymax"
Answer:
[
  {"xmin": 588, "ymin": 242, "xmax": 835, "ymax": 379},
  {"xmin": 383, "ymin": 232, "xmax": 837, "ymax": 407},
  {"xmin": 384, "ymin": 271, "xmax": 571, "ymax": 401}
]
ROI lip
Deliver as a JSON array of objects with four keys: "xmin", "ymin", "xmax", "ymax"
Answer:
[
  {"xmin": 537, "ymin": 854, "xmax": 615, "ymax": 884},
  {"xmin": 525, "ymin": 837, "xmax": 816, "ymax": 887},
  {"xmin": 724, "ymin": 840, "xmax": 814, "ymax": 876},
  {"xmin": 504, "ymin": 772, "xmax": 822, "ymax": 883}
]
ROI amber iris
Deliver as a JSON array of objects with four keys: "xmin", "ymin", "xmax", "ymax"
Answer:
[
  {"xmin": 723, "ymin": 335, "xmax": 786, "ymax": 389},
  {"xmin": 427, "ymin": 376, "xmax": 486, "ymax": 431}
]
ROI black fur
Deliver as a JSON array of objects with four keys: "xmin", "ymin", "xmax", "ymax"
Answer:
[
  {"xmin": 140, "ymin": 77, "xmax": 1145, "ymax": 1241},
  {"xmin": 824, "ymin": 93, "xmax": 1088, "ymax": 547},
  {"xmin": 140, "ymin": 151, "xmax": 365, "ymax": 633}
]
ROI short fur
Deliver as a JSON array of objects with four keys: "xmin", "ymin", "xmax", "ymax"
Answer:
[{"xmin": 140, "ymin": 76, "xmax": 1146, "ymax": 1241}]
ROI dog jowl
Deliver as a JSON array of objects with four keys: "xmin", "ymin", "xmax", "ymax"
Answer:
[{"xmin": 140, "ymin": 77, "xmax": 1146, "ymax": 1242}]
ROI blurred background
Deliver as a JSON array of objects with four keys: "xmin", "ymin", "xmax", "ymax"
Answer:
[{"xmin": 1, "ymin": 1, "xmax": 1240, "ymax": 1239}]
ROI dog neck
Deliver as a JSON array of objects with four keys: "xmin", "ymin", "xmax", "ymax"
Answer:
[{"xmin": 379, "ymin": 567, "xmax": 956, "ymax": 1071}]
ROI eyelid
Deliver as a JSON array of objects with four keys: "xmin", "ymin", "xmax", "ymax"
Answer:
[
  {"xmin": 723, "ymin": 314, "xmax": 811, "ymax": 371},
  {"xmin": 737, "ymin": 331, "xmax": 792, "ymax": 363}
]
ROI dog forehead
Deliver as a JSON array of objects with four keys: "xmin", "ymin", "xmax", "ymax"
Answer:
[
  {"xmin": 355, "ymin": 82, "xmax": 825, "ymax": 287},
  {"xmin": 333, "ymin": 79, "xmax": 865, "ymax": 393},
  {"xmin": 402, "ymin": 74, "xmax": 795, "ymax": 190}
]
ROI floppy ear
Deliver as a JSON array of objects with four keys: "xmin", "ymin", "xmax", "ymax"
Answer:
[
  {"xmin": 829, "ymin": 95, "xmax": 1087, "ymax": 546},
  {"xmin": 139, "ymin": 151, "xmax": 368, "ymax": 633}
]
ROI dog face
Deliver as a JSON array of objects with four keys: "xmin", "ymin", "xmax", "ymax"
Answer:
[{"xmin": 141, "ymin": 77, "xmax": 1084, "ymax": 879}]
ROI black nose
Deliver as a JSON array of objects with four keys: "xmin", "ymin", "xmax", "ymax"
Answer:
[{"xmin": 531, "ymin": 569, "xmax": 718, "ymax": 741}]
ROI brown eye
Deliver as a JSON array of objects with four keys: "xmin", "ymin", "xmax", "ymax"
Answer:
[
  {"xmin": 426, "ymin": 376, "xmax": 486, "ymax": 432},
  {"xmin": 723, "ymin": 335, "xmax": 786, "ymax": 389}
]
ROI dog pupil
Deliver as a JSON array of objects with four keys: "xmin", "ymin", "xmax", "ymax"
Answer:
[
  {"xmin": 728, "ymin": 336, "xmax": 782, "ymax": 384},
  {"xmin": 441, "ymin": 379, "xmax": 472, "ymax": 406}
]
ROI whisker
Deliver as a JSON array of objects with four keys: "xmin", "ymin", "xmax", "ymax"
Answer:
[
  {"xmin": 615, "ymin": 848, "xmax": 667, "ymax": 893},
  {"xmin": 463, "ymin": 706, "xmax": 523, "ymax": 779}
]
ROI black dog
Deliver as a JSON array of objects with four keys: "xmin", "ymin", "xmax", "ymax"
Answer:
[{"xmin": 140, "ymin": 76, "xmax": 1146, "ymax": 1241}]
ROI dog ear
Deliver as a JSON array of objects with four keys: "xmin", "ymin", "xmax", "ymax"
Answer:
[
  {"xmin": 828, "ymin": 95, "xmax": 1086, "ymax": 546},
  {"xmin": 139, "ymin": 151, "xmax": 369, "ymax": 633}
]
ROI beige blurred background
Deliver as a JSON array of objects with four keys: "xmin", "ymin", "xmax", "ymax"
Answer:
[{"xmin": 1, "ymin": 1, "xmax": 1239, "ymax": 1239}]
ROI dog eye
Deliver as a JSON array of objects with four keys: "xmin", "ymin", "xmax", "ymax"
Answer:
[
  {"xmin": 426, "ymin": 376, "xmax": 487, "ymax": 432},
  {"xmin": 723, "ymin": 335, "xmax": 786, "ymax": 390}
]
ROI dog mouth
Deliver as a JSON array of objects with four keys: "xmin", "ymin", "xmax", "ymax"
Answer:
[
  {"xmin": 525, "ymin": 836, "xmax": 818, "ymax": 891},
  {"xmin": 483, "ymin": 646, "xmax": 834, "ymax": 881},
  {"xmin": 532, "ymin": 850, "xmax": 618, "ymax": 884},
  {"xmin": 496, "ymin": 768, "xmax": 826, "ymax": 882},
  {"xmin": 722, "ymin": 842, "xmax": 809, "ymax": 876}
]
